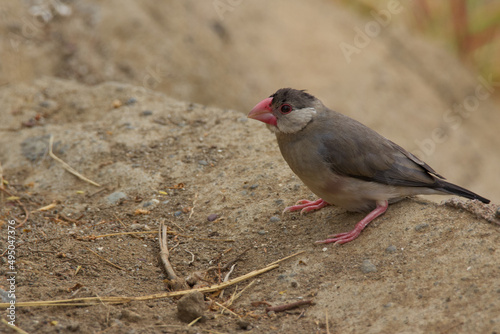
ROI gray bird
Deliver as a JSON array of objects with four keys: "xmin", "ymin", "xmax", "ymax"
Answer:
[{"xmin": 248, "ymin": 88, "xmax": 490, "ymax": 244}]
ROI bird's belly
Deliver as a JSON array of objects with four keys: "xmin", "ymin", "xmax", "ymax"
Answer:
[{"xmin": 299, "ymin": 174, "xmax": 402, "ymax": 212}]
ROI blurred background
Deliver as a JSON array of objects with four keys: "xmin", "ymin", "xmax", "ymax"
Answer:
[{"xmin": 1, "ymin": 0, "xmax": 499, "ymax": 201}]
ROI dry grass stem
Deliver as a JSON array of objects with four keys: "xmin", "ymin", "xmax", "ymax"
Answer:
[
  {"xmin": 83, "ymin": 246, "xmax": 125, "ymax": 271},
  {"xmin": 1, "ymin": 318, "xmax": 30, "ymax": 334},
  {"xmin": 48, "ymin": 134, "xmax": 101, "ymax": 187},
  {"xmin": 2, "ymin": 264, "xmax": 279, "ymax": 308},
  {"xmin": 159, "ymin": 220, "xmax": 181, "ymax": 284}
]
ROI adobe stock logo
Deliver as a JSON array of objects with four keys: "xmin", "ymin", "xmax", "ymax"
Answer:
[{"xmin": 339, "ymin": 0, "xmax": 404, "ymax": 63}]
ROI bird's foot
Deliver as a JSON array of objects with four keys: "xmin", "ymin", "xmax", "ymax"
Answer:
[
  {"xmin": 315, "ymin": 200, "xmax": 388, "ymax": 245},
  {"xmin": 283, "ymin": 198, "xmax": 328, "ymax": 215}
]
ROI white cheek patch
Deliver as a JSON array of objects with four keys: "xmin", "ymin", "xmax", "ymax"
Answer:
[{"xmin": 277, "ymin": 107, "xmax": 317, "ymax": 134}]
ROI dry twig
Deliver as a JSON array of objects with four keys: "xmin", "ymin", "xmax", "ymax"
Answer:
[
  {"xmin": 268, "ymin": 250, "xmax": 306, "ymax": 266},
  {"xmin": 265, "ymin": 299, "xmax": 314, "ymax": 313},
  {"xmin": 1, "ymin": 263, "xmax": 280, "ymax": 308},
  {"xmin": 188, "ymin": 192, "xmax": 198, "ymax": 221},
  {"xmin": 76, "ymin": 230, "xmax": 234, "ymax": 243},
  {"xmin": 159, "ymin": 220, "xmax": 187, "ymax": 290},
  {"xmin": 225, "ymin": 280, "xmax": 255, "ymax": 309},
  {"xmin": 1, "ymin": 318, "xmax": 30, "ymax": 334},
  {"xmin": 48, "ymin": 134, "xmax": 101, "ymax": 187},
  {"xmin": 83, "ymin": 245, "xmax": 125, "ymax": 271},
  {"xmin": 326, "ymin": 308, "xmax": 330, "ymax": 334}
]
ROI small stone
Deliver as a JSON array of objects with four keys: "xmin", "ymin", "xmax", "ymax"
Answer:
[
  {"xmin": 269, "ymin": 216, "xmax": 280, "ymax": 223},
  {"xmin": 141, "ymin": 110, "xmax": 153, "ymax": 116},
  {"xmin": 125, "ymin": 97, "xmax": 137, "ymax": 105},
  {"xmin": 495, "ymin": 208, "xmax": 500, "ymax": 219},
  {"xmin": 237, "ymin": 319, "xmax": 252, "ymax": 330},
  {"xmin": 198, "ymin": 160, "xmax": 208, "ymax": 166},
  {"xmin": 275, "ymin": 199, "xmax": 284, "ymax": 206},
  {"xmin": 123, "ymin": 122, "xmax": 135, "ymax": 130},
  {"xmin": 66, "ymin": 323, "xmax": 80, "ymax": 332},
  {"xmin": 415, "ymin": 223, "xmax": 429, "ymax": 232},
  {"xmin": 177, "ymin": 291, "xmax": 207, "ymax": 323},
  {"xmin": 360, "ymin": 259, "xmax": 377, "ymax": 273},
  {"xmin": 39, "ymin": 100, "xmax": 58, "ymax": 110},
  {"xmin": 258, "ymin": 230, "xmax": 267, "ymax": 235},
  {"xmin": 112, "ymin": 99, "xmax": 122, "ymax": 108},
  {"xmin": 21, "ymin": 135, "xmax": 52, "ymax": 162},
  {"xmin": 121, "ymin": 309, "xmax": 142, "ymax": 323},
  {"xmin": 290, "ymin": 281, "xmax": 299, "ymax": 288},
  {"xmin": 107, "ymin": 192, "xmax": 128, "ymax": 204},
  {"xmin": 174, "ymin": 211, "xmax": 183, "ymax": 217},
  {"xmin": 207, "ymin": 214, "xmax": 219, "ymax": 222},
  {"xmin": 142, "ymin": 201, "xmax": 155, "ymax": 208},
  {"xmin": 385, "ymin": 245, "xmax": 397, "ymax": 254},
  {"xmin": 249, "ymin": 184, "xmax": 259, "ymax": 190},
  {"xmin": 130, "ymin": 223, "xmax": 143, "ymax": 231}
]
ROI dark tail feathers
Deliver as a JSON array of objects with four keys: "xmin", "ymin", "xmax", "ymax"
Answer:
[{"xmin": 437, "ymin": 180, "xmax": 490, "ymax": 204}]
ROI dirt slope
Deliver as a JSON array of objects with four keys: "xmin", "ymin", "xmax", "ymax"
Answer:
[{"xmin": 0, "ymin": 78, "xmax": 499, "ymax": 333}]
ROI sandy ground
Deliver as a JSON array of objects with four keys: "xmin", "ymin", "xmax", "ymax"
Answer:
[{"xmin": 1, "ymin": 1, "xmax": 500, "ymax": 333}]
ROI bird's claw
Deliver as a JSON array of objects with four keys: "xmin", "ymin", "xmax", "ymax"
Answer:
[
  {"xmin": 282, "ymin": 198, "xmax": 328, "ymax": 215},
  {"xmin": 315, "ymin": 230, "xmax": 361, "ymax": 245}
]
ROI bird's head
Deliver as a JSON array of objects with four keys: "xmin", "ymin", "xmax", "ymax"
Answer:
[{"xmin": 248, "ymin": 88, "xmax": 321, "ymax": 134}]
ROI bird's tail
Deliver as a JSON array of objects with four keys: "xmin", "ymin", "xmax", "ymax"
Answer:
[{"xmin": 436, "ymin": 180, "xmax": 490, "ymax": 204}]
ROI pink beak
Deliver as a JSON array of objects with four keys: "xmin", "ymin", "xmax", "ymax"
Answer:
[{"xmin": 248, "ymin": 97, "xmax": 277, "ymax": 126}]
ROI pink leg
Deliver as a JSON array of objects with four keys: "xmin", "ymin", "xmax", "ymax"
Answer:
[
  {"xmin": 283, "ymin": 198, "xmax": 329, "ymax": 215},
  {"xmin": 315, "ymin": 200, "xmax": 388, "ymax": 245}
]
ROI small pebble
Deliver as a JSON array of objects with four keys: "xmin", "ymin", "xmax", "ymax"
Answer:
[
  {"xmin": 141, "ymin": 110, "xmax": 153, "ymax": 116},
  {"xmin": 385, "ymin": 245, "xmax": 397, "ymax": 254},
  {"xmin": 130, "ymin": 223, "xmax": 143, "ymax": 231},
  {"xmin": 142, "ymin": 201, "xmax": 155, "ymax": 208},
  {"xmin": 125, "ymin": 97, "xmax": 137, "ymax": 105},
  {"xmin": 107, "ymin": 191, "xmax": 128, "ymax": 204},
  {"xmin": 258, "ymin": 230, "xmax": 267, "ymax": 235},
  {"xmin": 267, "ymin": 310, "xmax": 276, "ymax": 318},
  {"xmin": 415, "ymin": 223, "xmax": 429, "ymax": 232},
  {"xmin": 237, "ymin": 319, "xmax": 252, "ymax": 330},
  {"xmin": 207, "ymin": 214, "xmax": 219, "ymax": 222},
  {"xmin": 360, "ymin": 259, "xmax": 377, "ymax": 273},
  {"xmin": 120, "ymin": 309, "xmax": 141, "ymax": 323},
  {"xmin": 39, "ymin": 100, "xmax": 58, "ymax": 109},
  {"xmin": 198, "ymin": 160, "xmax": 208, "ymax": 166},
  {"xmin": 112, "ymin": 99, "xmax": 122, "ymax": 108},
  {"xmin": 249, "ymin": 184, "xmax": 259, "ymax": 190},
  {"xmin": 495, "ymin": 207, "xmax": 500, "ymax": 219},
  {"xmin": 275, "ymin": 199, "xmax": 284, "ymax": 206},
  {"xmin": 177, "ymin": 291, "xmax": 207, "ymax": 323},
  {"xmin": 269, "ymin": 216, "xmax": 280, "ymax": 223},
  {"xmin": 174, "ymin": 210, "xmax": 183, "ymax": 217}
]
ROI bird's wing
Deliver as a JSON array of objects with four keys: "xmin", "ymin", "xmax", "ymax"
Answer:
[{"xmin": 317, "ymin": 116, "xmax": 441, "ymax": 187}]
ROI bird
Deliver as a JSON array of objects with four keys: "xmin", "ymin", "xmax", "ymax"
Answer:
[{"xmin": 247, "ymin": 88, "xmax": 490, "ymax": 245}]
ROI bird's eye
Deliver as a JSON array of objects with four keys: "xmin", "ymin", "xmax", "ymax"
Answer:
[{"xmin": 280, "ymin": 104, "xmax": 292, "ymax": 114}]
